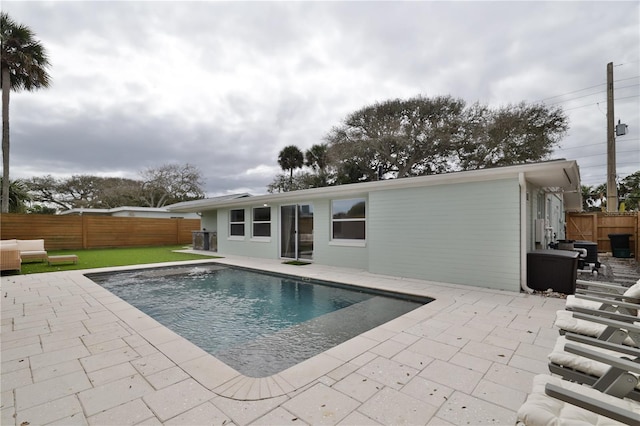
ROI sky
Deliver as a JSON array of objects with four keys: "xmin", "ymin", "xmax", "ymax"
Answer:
[{"xmin": 3, "ymin": 0, "xmax": 639, "ymax": 197}]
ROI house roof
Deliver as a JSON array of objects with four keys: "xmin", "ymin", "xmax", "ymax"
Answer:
[
  {"xmin": 59, "ymin": 206, "xmax": 177, "ymax": 215},
  {"xmin": 164, "ymin": 193, "xmax": 252, "ymax": 210},
  {"xmin": 166, "ymin": 160, "xmax": 582, "ymax": 213}
]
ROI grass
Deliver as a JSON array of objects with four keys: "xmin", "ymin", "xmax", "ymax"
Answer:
[{"xmin": 12, "ymin": 245, "xmax": 218, "ymax": 275}]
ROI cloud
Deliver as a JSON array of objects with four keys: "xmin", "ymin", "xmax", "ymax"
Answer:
[{"xmin": 3, "ymin": 0, "xmax": 638, "ymax": 196}]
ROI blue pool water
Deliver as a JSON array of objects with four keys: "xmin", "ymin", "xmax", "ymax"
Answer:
[{"xmin": 88, "ymin": 264, "xmax": 429, "ymax": 377}]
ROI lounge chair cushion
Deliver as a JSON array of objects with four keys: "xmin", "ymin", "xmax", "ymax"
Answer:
[
  {"xmin": 554, "ymin": 310, "xmax": 638, "ymax": 347},
  {"xmin": 16, "ymin": 239, "xmax": 45, "ymax": 252},
  {"xmin": 549, "ymin": 336, "xmax": 640, "ymax": 390},
  {"xmin": 517, "ymin": 374, "xmax": 639, "ymax": 426},
  {"xmin": 565, "ymin": 295, "xmax": 604, "ymax": 311},
  {"xmin": 623, "ymin": 281, "xmax": 640, "ymax": 299},
  {"xmin": 0, "ymin": 239, "xmax": 17, "ymax": 248},
  {"xmin": 0, "ymin": 242, "xmax": 18, "ymax": 251}
]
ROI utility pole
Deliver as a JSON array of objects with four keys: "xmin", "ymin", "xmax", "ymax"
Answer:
[{"xmin": 606, "ymin": 62, "xmax": 617, "ymax": 212}]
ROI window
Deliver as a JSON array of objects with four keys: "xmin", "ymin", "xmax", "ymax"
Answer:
[
  {"xmin": 252, "ymin": 206, "xmax": 271, "ymax": 238},
  {"xmin": 331, "ymin": 198, "xmax": 366, "ymax": 240},
  {"xmin": 229, "ymin": 209, "xmax": 245, "ymax": 237}
]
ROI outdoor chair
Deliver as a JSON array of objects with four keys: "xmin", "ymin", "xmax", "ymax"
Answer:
[
  {"xmin": 517, "ymin": 374, "xmax": 640, "ymax": 425},
  {"xmin": 555, "ymin": 308, "xmax": 640, "ymax": 347},
  {"xmin": 548, "ymin": 331, "xmax": 640, "ymax": 401},
  {"xmin": 566, "ymin": 279, "xmax": 640, "ymax": 316},
  {"xmin": 518, "ymin": 330, "xmax": 640, "ymax": 425}
]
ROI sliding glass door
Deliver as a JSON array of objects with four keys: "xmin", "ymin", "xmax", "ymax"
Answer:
[{"xmin": 280, "ymin": 204, "xmax": 313, "ymax": 260}]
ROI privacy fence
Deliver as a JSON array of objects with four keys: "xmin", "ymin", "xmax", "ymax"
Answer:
[
  {"xmin": 1, "ymin": 214, "xmax": 201, "ymax": 250},
  {"xmin": 565, "ymin": 211, "xmax": 639, "ymax": 260}
]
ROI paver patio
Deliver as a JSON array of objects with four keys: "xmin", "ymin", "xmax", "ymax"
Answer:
[{"xmin": 1, "ymin": 254, "xmax": 568, "ymax": 425}]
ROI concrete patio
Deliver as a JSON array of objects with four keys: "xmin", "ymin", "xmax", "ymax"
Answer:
[{"xmin": 1, "ymin": 254, "xmax": 569, "ymax": 425}]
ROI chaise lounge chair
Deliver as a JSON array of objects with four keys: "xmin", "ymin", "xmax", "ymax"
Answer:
[
  {"xmin": 555, "ymin": 283, "xmax": 640, "ymax": 346},
  {"xmin": 518, "ymin": 332, "xmax": 640, "ymax": 425},
  {"xmin": 567, "ymin": 279, "xmax": 640, "ymax": 312},
  {"xmin": 555, "ymin": 309, "xmax": 640, "ymax": 347},
  {"xmin": 517, "ymin": 374, "xmax": 640, "ymax": 425},
  {"xmin": 548, "ymin": 331, "xmax": 640, "ymax": 401}
]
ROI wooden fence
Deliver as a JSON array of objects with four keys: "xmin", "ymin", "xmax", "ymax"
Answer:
[
  {"xmin": 1, "ymin": 214, "xmax": 201, "ymax": 250},
  {"xmin": 565, "ymin": 212, "xmax": 639, "ymax": 259}
]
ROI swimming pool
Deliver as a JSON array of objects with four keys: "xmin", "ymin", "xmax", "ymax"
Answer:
[{"xmin": 87, "ymin": 264, "xmax": 430, "ymax": 377}]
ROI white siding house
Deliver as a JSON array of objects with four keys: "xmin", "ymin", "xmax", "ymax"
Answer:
[{"xmin": 167, "ymin": 160, "xmax": 582, "ymax": 292}]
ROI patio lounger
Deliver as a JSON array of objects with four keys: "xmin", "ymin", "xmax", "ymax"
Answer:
[
  {"xmin": 519, "ymin": 334, "xmax": 640, "ymax": 425},
  {"xmin": 548, "ymin": 333, "xmax": 640, "ymax": 401},
  {"xmin": 555, "ymin": 307, "xmax": 640, "ymax": 346},
  {"xmin": 576, "ymin": 278, "xmax": 639, "ymax": 294},
  {"xmin": 566, "ymin": 280, "xmax": 640, "ymax": 315},
  {"xmin": 16, "ymin": 239, "xmax": 48, "ymax": 263},
  {"xmin": 517, "ymin": 374, "xmax": 640, "ymax": 425}
]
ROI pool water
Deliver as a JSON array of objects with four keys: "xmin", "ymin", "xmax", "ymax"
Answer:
[{"xmin": 88, "ymin": 264, "xmax": 429, "ymax": 377}]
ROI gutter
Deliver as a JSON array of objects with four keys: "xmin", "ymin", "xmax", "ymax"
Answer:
[{"xmin": 520, "ymin": 172, "xmax": 534, "ymax": 294}]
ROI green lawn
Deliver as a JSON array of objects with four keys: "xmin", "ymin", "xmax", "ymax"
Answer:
[{"xmin": 12, "ymin": 245, "xmax": 218, "ymax": 275}]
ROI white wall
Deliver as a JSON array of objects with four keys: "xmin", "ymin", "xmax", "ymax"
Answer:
[
  {"xmin": 311, "ymin": 199, "xmax": 369, "ymax": 270},
  {"xmin": 201, "ymin": 211, "xmax": 217, "ymax": 232},
  {"xmin": 367, "ymin": 178, "xmax": 521, "ymax": 291},
  {"xmin": 216, "ymin": 207, "xmax": 279, "ymax": 259},
  {"xmin": 207, "ymin": 178, "xmax": 529, "ymax": 291}
]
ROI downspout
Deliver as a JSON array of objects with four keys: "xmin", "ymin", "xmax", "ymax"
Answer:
[{"xmin": 520, "ymin": 172, "xmax": 534, "ymax": 293}]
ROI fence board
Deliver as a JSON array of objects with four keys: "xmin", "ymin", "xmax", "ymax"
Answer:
[
  {"xmin": 1, "ymin": 214, "xmax": 200, "ymax": 250},
  {"xmin": 565, "ymin": 212, "xmax": 638, "ymax": 259}
]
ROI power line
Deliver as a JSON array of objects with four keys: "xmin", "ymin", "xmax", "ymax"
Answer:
[
  {"xmin": 614, "ymin": 75, "xmax": 640, "ymax": 83},
  {"xmin": 562, "ymin": 94, "xmax": 639, "ymax": 111},
  {"xmin": 556, "ymin": 138, "xmax": 640, "ymax": 151},
  {"xmin": 547, "ymin": 90, "xmax": 605, "ymax": 106},
  {"xmin": 536, "ymin": 83, "xmax": 605, "ymax": 103},
  {"xmin": 535, "ymin": 75, "xmax": 639, "ymax": 104},
  {"xmin": 614, "ymin": 83, "xmax": 640, "ymax": 91}
]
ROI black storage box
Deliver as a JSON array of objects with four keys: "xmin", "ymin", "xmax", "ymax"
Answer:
[
  {"xmin": 608, "ymin": 233, "xmax": 632, "ymax": 258},
  {"xmin": 527, "ymin": 249, "xmax": 579, "ymax": 294},
  {"xmin": 573, "ymin": 240, "xmax": 599, "ymax": 264}
]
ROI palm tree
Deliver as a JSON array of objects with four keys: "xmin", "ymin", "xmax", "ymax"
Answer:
[
  {"xmin": 0, "ymin": 177, "xmax": 31, "ymax": 213},
  {"xmin": 1, "ymin": 12, "xmax": 51, "ymax": 213},
  {"xmin": 305, "ymin": 143, "xmax": 330, "ymax": 187},
  {"xmin": 277, "ymin": 145, "xmax": 304, "ymax": 185}
]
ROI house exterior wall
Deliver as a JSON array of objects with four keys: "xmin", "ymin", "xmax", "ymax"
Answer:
[
  {"xmin": 311, "ymin": 199, "xmax": 369, "ymax": 270},
  {"xmin": 528, "ymin": 186, "xmax": 566, "ymax": 250},
  {"xmin": 216, "ymin": 207, "xmax": 280, "ymax": 259},
  {"xmin": 547, "ymin": 193, "xmax": 565, "ymax": 241},
  {"xmin": 169, "ymin": 160, "xmax": 580, "ymax": 293},
  {"xmin": 201, "ymin": 211, "xmax": 217, "ymax": 232},
  {"xmin": 367, "ymin": 178, "xmax": 521, "ymax": 291},
  {"xmin": 212, "ymin": 200, "xmax": 370, "ymax": 268}
]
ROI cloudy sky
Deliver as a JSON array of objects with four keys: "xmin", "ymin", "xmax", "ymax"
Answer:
[{"xmin": 4, "ymin": 1, "xmax": 639, "ymax": 196}]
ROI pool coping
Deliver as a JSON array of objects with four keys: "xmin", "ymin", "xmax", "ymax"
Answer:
[{"xmin": 72, "ymin": 258, "xmax": 456, "ymax": 401}]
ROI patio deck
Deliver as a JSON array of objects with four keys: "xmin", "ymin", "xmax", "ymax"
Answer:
[{"xmin": 1, "ymin": 254, "xmax": 569, "ymax": 425}]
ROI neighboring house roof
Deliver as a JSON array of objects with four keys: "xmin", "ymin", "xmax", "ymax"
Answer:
[
  {"xmin": 164, "ymin": 193, "xmax": 252, "ymax": 210},
  {"xmin": 166, "ymin": 160, "xmax": 582, "ymax": 213},
  {"xmin": 59, "ymin": 194, "xmax": 251, "ymax": 216},
  {"xmin": 59, "ymin": 206, "xmax": 198, "ymax": 216}
]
